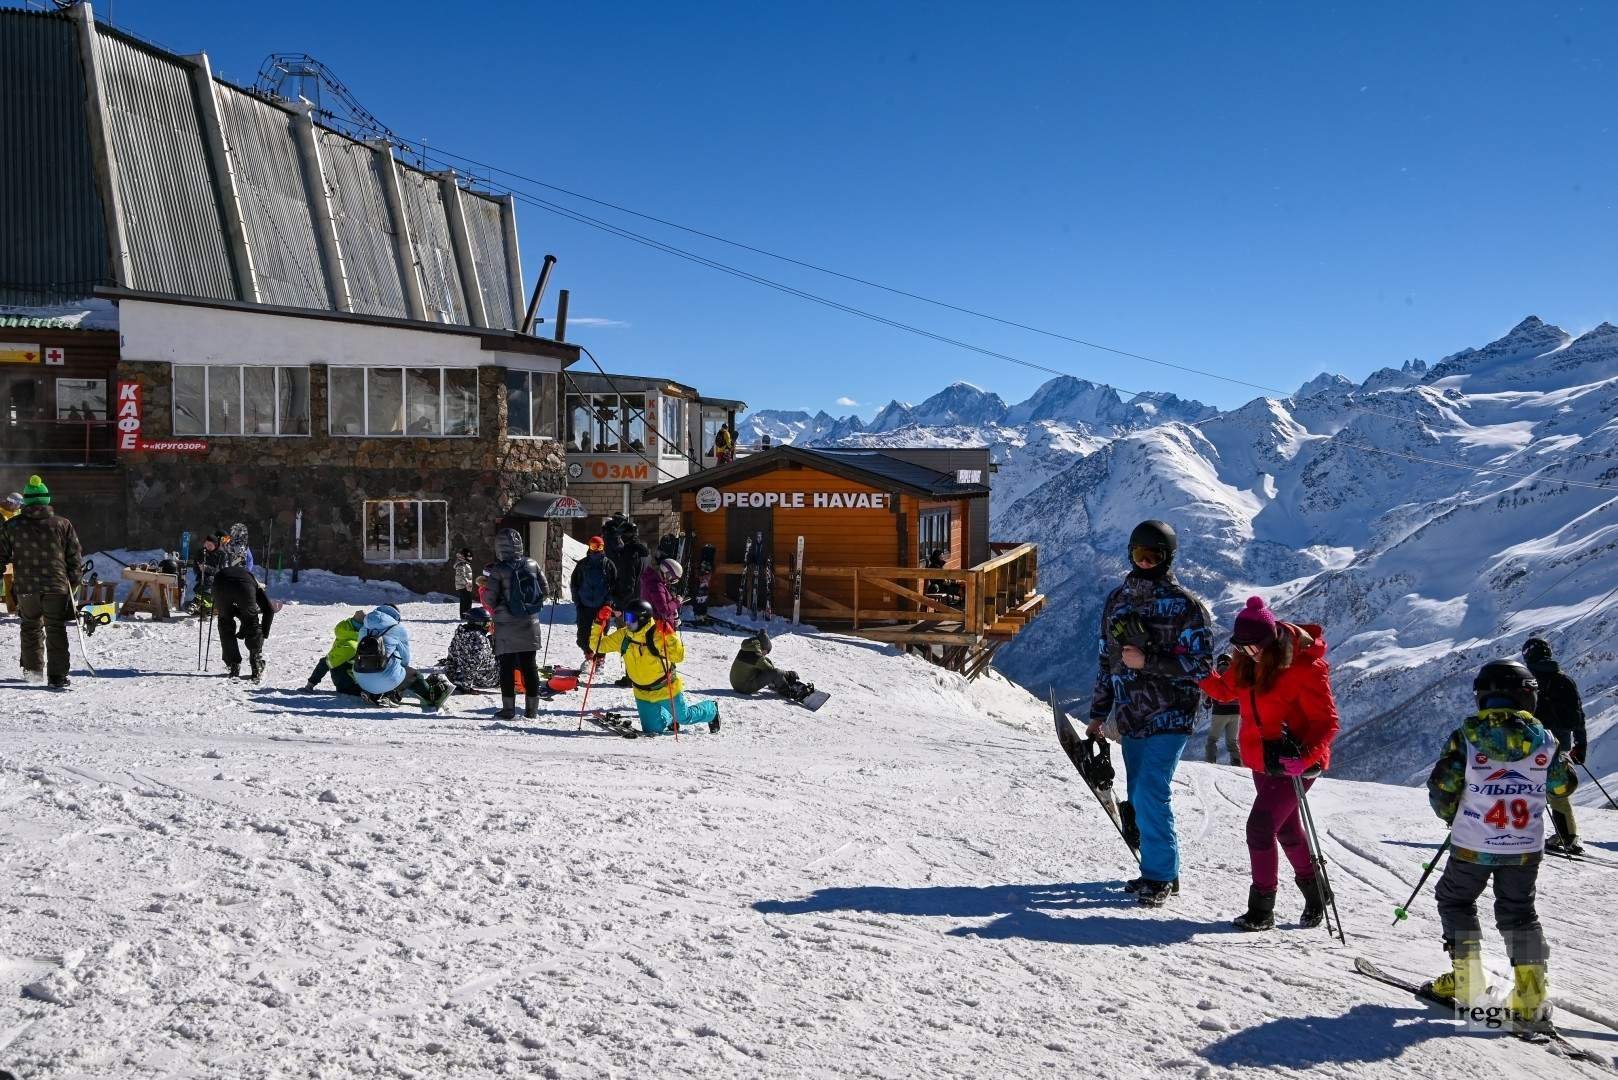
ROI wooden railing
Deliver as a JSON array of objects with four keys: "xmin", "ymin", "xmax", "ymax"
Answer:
[{"xmin": 713, "ymin": 541, "xmax": 1043, "ymax": 644}]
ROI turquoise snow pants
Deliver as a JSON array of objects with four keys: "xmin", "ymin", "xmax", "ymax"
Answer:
[
  {"xmin": 634, "ymin": 691, "xmax": 718, "ymax": 734},
  {"xmin": 1122, "ymin": 733, "xmax": 1188, "ymax": 883}
]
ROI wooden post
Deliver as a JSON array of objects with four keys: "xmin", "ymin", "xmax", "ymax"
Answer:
[{"xmin": 852, "ymin": 573, "xmax": 860, "ymax": 632}]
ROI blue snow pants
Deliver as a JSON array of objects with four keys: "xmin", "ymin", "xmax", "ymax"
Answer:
[
  {"xmin": 634, "ymin": 692, "xmax": 718, "ymax": 734},
  {"xmin": 1122, "ymin": 732, "xmax": 1189, "ymax": 883}
]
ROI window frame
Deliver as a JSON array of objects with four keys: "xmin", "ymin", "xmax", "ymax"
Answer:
[
  {"xmin": 170, "ymin": 364, "xmax": 312, "ymax": 437},
  {"xmin": 503, "ymin": 370, "xmax": 559, "ymax": 441},
  {"xmin": 919, "ymin": 507, "xmax": 953, "ymax": 563},
  {"xmin": 361, "ymin": 498, "xmax": 451, "ymax": 563},
  {"xmin": 327, "ymin": 367, "xmax": 480, "ymax": 438},
  {"xmin": 54, "ymin": 377, "xmax": 108, "ymax": 422}
]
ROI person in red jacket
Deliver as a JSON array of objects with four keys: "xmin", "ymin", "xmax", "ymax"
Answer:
[{"xmin": 1200, "ymin": 596, "xmax": 1340, "ymax": 932}]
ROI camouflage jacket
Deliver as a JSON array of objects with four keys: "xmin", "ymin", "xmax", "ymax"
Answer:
[
  {"xmin": 1427, "ymin": 709, "xmax": 1577, "ymax": 865},
  {"xmin": 1089, "ymin": 570, "xmax": 1214, "ymax": 737}
]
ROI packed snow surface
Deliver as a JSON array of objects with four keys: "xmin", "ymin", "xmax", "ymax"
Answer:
[{"xmin": 2, "ymin": 587, "xmax": 1615, "ymax": 1078}]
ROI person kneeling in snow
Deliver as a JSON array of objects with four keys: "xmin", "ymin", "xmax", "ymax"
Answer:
[
  {"xmin": 352, "ymin": 604, "xmax": 453, "ymax": 711},
  {"xmin": 589, "ymin": 599, "xmax": 719, "ymax": 735},
  {"xmin": 444, "ymin": 606, "xmax": 499, "ymax": 693},
  {"xmin": 305, "ymin": 609, "xmax": 366, "ymax": 695},
  {"xmin": 730, "ymin": 630, "xmax": 816, "ymax": 704}
]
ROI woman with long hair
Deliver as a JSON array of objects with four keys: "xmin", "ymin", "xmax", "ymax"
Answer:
[{"xmin": 1200, "ymin": 596, "xmax": 1340, "ymax": 931}]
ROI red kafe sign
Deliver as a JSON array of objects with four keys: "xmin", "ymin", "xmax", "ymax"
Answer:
[{"xmin": 116, "ymin": 380, "xmax": 207, "ymax": 454}]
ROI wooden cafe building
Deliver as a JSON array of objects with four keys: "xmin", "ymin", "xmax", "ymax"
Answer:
[{"xmin": 647, "ymin": 445, "xmax": 1044, "ymax": 677}]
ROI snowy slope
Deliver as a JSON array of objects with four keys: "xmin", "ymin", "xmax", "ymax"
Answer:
[{"xmin": 2, "ymin": 592, "xmax": 1616, "ymax": 1078}]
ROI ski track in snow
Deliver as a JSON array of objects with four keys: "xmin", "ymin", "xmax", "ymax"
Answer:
[{"xmin": 1, "ymin": 595, "xmax": 1615, "ymax": 1078}]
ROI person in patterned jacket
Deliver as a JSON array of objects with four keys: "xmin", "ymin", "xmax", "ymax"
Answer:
[
  {"xmin": 444, "ymin": 606, "xmax": 499, "ymax": 692},
  {"xmin": 1421, "ymin": 658, "xmax": 1577, "ymax": 1028},
  {"xmin": 1086, "ymin": 519, "xmax": 1213, "ymax": 907},
  {"xmin": 0, "ymin": 475, "xmax": 83, "ymax": 688}
]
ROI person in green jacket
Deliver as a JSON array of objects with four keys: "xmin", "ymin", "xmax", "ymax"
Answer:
[
  {"xmin": 729, "ymin": 630, "xmax": 817, "ymax": 703},
  {"xmin": 304, "ymin": 610, "xmax": 366, "ymax": 695}
]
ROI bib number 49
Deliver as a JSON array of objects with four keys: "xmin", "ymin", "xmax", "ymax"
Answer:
[{"xmin": 1483, "ymin": 798, "xmax": 1531, "ymax": 831}]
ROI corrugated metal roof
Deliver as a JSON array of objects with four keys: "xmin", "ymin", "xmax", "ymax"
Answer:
[
  {"xmin": 462, "ymin": 192, "xmax": 515, "ymax": 330},
  {"xmin": 397, "ymin": 166, "xmax": 468, "ymax": 325},
  {"xmin": 96, "ymin": 29, "xmax": 237, "ymax": 300},
  {"xmin": 319, "ymin": 131, "xmax": 410, "ymax": 319},
  {"xmin": 0, "ymin": 314, "xmax": 81, "ymax": 329},
  {"xmin": 215, "ymin": 84, "xmax": 331, "ymax": 310},
  {"xmin": 0, "ymin": 9, "xmax": 109, "ymax": 305}
]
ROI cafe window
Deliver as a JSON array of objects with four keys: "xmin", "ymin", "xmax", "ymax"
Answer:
[
  {"xmin": 659, "ymin": 396, "xmax": 684, "ymax": 457},
  {"xmin": 918, "ymin": 507, "xmax": 953, "ymax": 563},
  {"xmin": 568, "ymin": 395, "xmax": 592, "ymax": 451},
  {"xmin": 504, "ymin": 370, "xmax": 558, "ymax": 439},
  {"xmin": 172, "ymin": 365, "xmax": 309, "ymax": 436},
  {"xmin": 363, "ymin": 499, "xmax": 450, "ymax": 562},
  {"xmin": 701, "ymin": 414, "xmax": 723, "ymax": 460},
  {"xmin": 329, "ymin": 367, "xmax": 477, "ymax": 437},
  {"xmin": 55, "ymin": 378, "xmax": 107, "ymax": 421}
]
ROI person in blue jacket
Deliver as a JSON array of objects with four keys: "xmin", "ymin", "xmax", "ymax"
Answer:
[{"xmin": 352, "ymin": 604, "xmax": 452, "ymax": 711}]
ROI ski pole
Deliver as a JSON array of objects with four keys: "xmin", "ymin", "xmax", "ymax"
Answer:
[
  {"xmin": 658, "ymin": 628, "xmax": 680, "ymax": 741},
  {"xmin": 1291, "ymin": 773, "xmax": 1346, "ymax": 943},
  {"xmin": 203, "ymin": 612, "xmax": 213, "ymax": 671},
  {"xmin": 576, "ymin": 653, "xmax": 601, "ymax": 731},
  {"xmin": 1393, "ymin": 835, "xmax": 1452, "ymax": 926},
  {"xmin": 541, "ymin": 588, "xmax": 558, "ymax": 668},
  {"xmin": 1577, "ymin": 759, "xmax": 1617, "ymax": 810}
]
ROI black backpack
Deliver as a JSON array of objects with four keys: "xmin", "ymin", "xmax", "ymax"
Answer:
[{"xmin": 355, "ymin": 631, "xmax": 388, "ymax": 674}]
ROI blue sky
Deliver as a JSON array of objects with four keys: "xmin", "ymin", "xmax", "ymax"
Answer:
[{"xmin": 113, "ymin": 0, "xmax": 1616, "ymax": 415}]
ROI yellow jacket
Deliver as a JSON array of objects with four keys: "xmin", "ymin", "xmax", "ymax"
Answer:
[
  {"xmin": 0, "ymin": 505, "xmax": 17, "ymax": 523},
  {"xmin": 590, "ymin": 619, "xmax": 685, "ymax": 702}
]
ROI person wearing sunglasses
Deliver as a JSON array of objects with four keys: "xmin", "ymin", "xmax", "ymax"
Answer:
[
  {"xmin": 1086, "ymin": 519, "xmax": 1214, "ymax": 908},
  {"xmin": 1199, "ymin": 595, "xmax": 1340, "ymax": 932},
  {"xmin": 590, "ymin": 599, "xmax": 720, "ymax": 735}
]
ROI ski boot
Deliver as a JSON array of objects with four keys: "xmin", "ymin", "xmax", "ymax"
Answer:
[
  {"xmin": 226, "ymin": 664, "xmax": 241, "ymax": 679},
  {"xmin": 1135, "ymin": 879, "xmax": 1176, "ymax": 908},
  {"xmin": 496, "ymin": 694, "xmax": 517, "ymax": 722},
  {"xmin": 1544, "ymin": 834, "xmax": 1584, "ymax": 857},
  {"xmin": 249, "ymin": 654, "xmax": 266, "ymax": 684},
  {"xmin": 1298, "ymin": 875, "xmax": 1332, "ymax": 929},
  {"xmin": 1422, "ymin": 941, "xmax": 1484, "ymax": 1007},
  {"xmin": 709, "ymin": 706, "xmax": 721, "ymax": 733},
  {"xmin": 1506, "ymin": 963, "xmax": 1550, "ymax": 1030},
  {"xmin": 1124, "ymin": 876, "xmax": 1179, "ymax": 895},
  {"xmin": 1232, "ymin": 886, "xmax": 1276, "ymax": 931}
]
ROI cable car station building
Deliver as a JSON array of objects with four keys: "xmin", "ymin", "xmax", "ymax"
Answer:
[{"xmin": 648, "ymin": 446, "xmax": 1043, "ymax": 676}]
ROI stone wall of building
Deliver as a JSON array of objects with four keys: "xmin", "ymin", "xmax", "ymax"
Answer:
[
  {"xmin": 562, "ymin": 483, "xmax": 680, "ymax": 545},
  {"xmin": 119, "ymin": 362, "xmax": 567, "ymax": 592}
]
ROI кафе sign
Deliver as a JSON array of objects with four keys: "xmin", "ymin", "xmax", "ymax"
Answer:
[{"xmin": 695, "ymin": 486, "xmax": 890, "ymax": 512}]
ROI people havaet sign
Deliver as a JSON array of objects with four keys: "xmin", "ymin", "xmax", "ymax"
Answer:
[{"xmin": 696, "ymin": 485, "xmax": 888, "ymax": 512}]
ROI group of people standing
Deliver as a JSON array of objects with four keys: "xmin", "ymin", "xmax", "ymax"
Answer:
[{"xmin": 1088, "ymin": 518, "xmax": 1591, "ymax": 1026}]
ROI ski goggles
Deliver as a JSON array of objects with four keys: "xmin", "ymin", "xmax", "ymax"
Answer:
[{"xmin": 1129, "ymin": 545, "xmax": 1166, "ymax": 567}]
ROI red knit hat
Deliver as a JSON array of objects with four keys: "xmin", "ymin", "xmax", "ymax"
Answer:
[{"xmin": 1231, "ymin": 595, "xmax": 1278, "ymax": 645}]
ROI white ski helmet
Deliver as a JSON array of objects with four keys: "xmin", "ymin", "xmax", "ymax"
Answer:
[{"xmin": 659, "ymin": 558, "xmax": 682, "ymax": 581}]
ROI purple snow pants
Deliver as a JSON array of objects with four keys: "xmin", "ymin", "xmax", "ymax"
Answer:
[{"xmin": 1248, "ymin": 772, "xmax": 1317, "ymax": 892}]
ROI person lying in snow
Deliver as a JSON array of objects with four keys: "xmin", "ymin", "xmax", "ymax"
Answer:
[
  {"xmin": 305, "ymin": 609, "xmax": 366, "ymax": 695},
  {"xmin": 588, "ymin": 599, "xmax": 719, "ymax": 735},
  {"xmin": 444, "ymin": 606, "xmax": 499, "ymax": 692},
  {"xmin": 729, "ymin": 630, "xmax": 817, "ymax": 704},
  {"xmin": 352, "ymin": 604, "xmax": 453, "ymax": 711}
]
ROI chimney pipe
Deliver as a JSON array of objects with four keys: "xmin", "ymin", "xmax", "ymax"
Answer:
[
  {"xmin": 521, "ymin": 254, "xmax": 557, "ymax": 335},
  {"xmin": 554, "ymin": 288, "xmax": 570, "ymax": 343}
]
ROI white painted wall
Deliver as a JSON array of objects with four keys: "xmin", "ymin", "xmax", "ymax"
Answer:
[{"xmin": 119, "ymin": 299, "xmax": 560, "ymax": 373}]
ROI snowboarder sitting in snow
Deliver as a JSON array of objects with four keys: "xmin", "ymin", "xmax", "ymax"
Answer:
[
  {"xmin": 352, "ymin": 604, "xmax": 453, "ymax": 711},
  {"xmin": 1199, "ymin": 598, "xmax": 1339, "ymax": 932},
  {"xmin": 304, "ymin": 609, "xmax": 366, "ymax": 695},
  {"xmin": 589, "ymin": 600, "xmax": 719, "ymax": 735},
  {"xmin": 1421, "ymin": 658, "xmax": 1577, "ymax": 1028},
  {"xmin": 444, "ymin": 606, "xmax": 500, "ymax": 693},
  {"xmin": 729, "ymin": 630, "xmax": 816, "ymax": 704},
  {"xmin": 641, "ymin": 556, "xmax": 683, "ymax": 627}
]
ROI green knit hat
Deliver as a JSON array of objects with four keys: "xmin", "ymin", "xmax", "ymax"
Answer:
[{"xmin": 22, "ymin": 474, "xmax": 49, "ymax": 506}]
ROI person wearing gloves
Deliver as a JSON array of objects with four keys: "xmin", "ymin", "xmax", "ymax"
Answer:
[
  {"xmin": 640, "ymin": 557, "xmax": 683, "ymax": 626},
  {"xmin": 304, "ymin": 610, "xmax": 367, "ymax": 695},
  {"xmin": 483, "ymin": 528, "xmax": 548, "ymax": 721},
  {"xmin": 212, "ymin": 523, "xmax": 266, "ymax": 682},
  {"xmin": 351, "ymin": 604, "xmax": 453, "ymax": 711},
  {"xmin": 1199, "ymin": 596, "xmax": 1340, "ymax": 932},
  {"xmin": 444, "ymin": 606, "xmax": 500, "ymax": 693},
  {"xmin": 589, "ymin": 599, "xmax": 720, "ymax": 735},
  {"xmin": 569, "ymin": 535, "xmax": 617, "ymax": 661},
  {"xmin": 729, "ymin": 630, "xmax": 817, "ymax": 703},
  {"xmin": 1520, "ymin": 636, "xmax": 1589, "ymax": 855}
]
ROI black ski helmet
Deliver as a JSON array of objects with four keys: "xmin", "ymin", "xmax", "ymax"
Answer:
[
  {"xmin": 623, "ymin": 599, "xmax": 656, "ymax": 628},
  {"xmin": 1521, "ymin": 636, "xmax": 1553, "ymax": 664},
  {"xmin": 1128, "ymin": 519, "xmax": 1177, "ymax": 564},
  {"xmin": 1474, "ymin": 658, "xmax": 1538, "ymax": 712}
]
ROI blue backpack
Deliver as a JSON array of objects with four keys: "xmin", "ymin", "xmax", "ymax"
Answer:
[
  {"xmin": 505, "ymin": 558, "xmax": 547, "ymax": 618},
  {"xmin": 576, "ymin": 556, "xmax": 611, "ymax": 609}
]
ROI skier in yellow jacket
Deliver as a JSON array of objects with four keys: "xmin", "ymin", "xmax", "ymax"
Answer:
[{"xmin": 589, "ymin": 599, "xmax": 719, "ymax": 735}]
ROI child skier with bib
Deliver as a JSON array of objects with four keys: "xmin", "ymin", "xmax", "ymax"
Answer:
[{"xmin": 1422, "ymin": 658, "xmax": 1577, "ymax": 1028}]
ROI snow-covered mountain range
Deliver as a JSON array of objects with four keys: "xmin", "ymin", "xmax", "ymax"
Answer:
[{"xmin": 741, "ymin": 316, "xmax": 1618, "ymax": 789}]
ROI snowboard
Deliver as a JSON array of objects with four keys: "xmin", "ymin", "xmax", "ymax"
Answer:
[
  {"xmin": 694, "ymin": 543, "xmax": 715, "ymax": 621},
  {"xmin": 1352, "ymin": 958, "xmax": 1601, "ymax": 1063},
  {"xmin": 583, "ymin": 710, "xmax": 641, "ymax": 739},
  {"xmin": 1052, "ymin": 691, "xmax": 1140, "ymax": 863},
  {"xmin": 797, "ymin": 688, "xmax": 830, "ymax": 712},
  {"xmin": 736, "ymin": 536, "xmax": 753, "ymax": 615}
]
